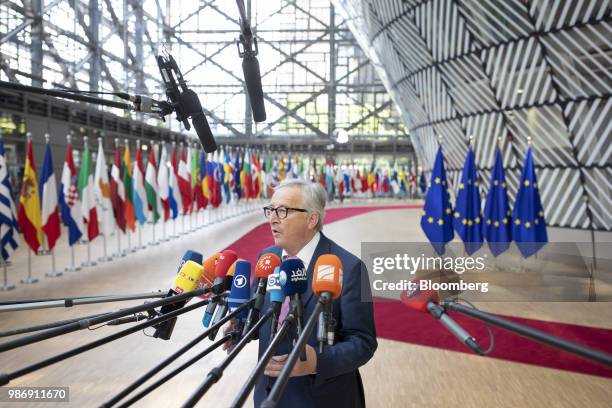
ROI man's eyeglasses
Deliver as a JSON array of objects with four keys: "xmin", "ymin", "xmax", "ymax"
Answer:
[{"xmin": 263, "ymin": 205, "xmax": 307, "ymax": 219}]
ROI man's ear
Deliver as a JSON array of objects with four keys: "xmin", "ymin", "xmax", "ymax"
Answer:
[{"xmin": 307, "ymin": 212, "xmax": 319, "ymax": 231}]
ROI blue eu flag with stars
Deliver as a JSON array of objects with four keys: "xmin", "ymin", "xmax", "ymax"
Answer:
[
  {"xmin": 452, "ymin": 147, "xmax": 483, "ymax": 255},
  {"xmin": 420, "ymin": 146, "xmax": 454, "ymax": 255},
  {"xmin": 483, "ymin": 148, "xmax": 511, "ymax": 256},
  {"xmin": 512, "ymin": 148, "xmax": 548, "ymax": 258}
]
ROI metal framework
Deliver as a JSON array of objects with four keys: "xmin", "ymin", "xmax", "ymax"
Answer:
[
  {"xmin": 334, "ymin": 0, "xmax": 612, "ymax": 231},
  {"xmin": 0, "ymin": 0, "xmax": 408, "ymax": 150}
]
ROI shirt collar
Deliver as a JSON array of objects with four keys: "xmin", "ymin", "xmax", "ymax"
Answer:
[{"xmin": 281, "ymin": 231, "xmax": 321, "ymax": 271}]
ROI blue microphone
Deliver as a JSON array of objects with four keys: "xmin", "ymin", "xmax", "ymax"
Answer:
[
  {"xmin": 278, "ymin": 257, "xmax": 307, "ymax": 342},
  {"xmin": 267, "ymin": 266, "xmax": 283, "ymax": 338},
  {"xmin": 154, "ymin": 250, "xmax": 204, "ymax": 340},
  {"xmin": 226, "ymin": 260, "xmax": 251, "ymax": 341},
  {"xmin": 176, "ymin": 250, "xmax": 203, "ymax": 274},
  {"xmin": 228, "ymin": 261, "xmax": 252, "ymax": 320}
]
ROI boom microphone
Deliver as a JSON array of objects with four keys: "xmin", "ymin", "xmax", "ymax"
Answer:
[
  {"xmin": 153, "ymin": 250, "xmax": 204, "ymax": 340},
  {"xmin": 236, "ymin": 0, "xmax": 266, "ymax": 122},
  {"xmin": 401, "ymin": 279, "xmax": 484, "ymax": 355},
  {"xmin": 243, "ymin": 253, "xmax": 281, "ymax": 336},
  {"xmin": 242, "ymin": 58, "xmax": 266, "ymax": 122},
  {"xmin": 312, "ymin": 254, "xmax": 343, "ymax": 352}
]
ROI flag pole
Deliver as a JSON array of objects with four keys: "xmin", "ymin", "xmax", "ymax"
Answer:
[
  {"xmin": 65, "ymin": 245, "xmax": 81, "ymax": 271},
  {"xmin": 0, "ymin": 259, "xmax": 15, "ymax": 291},
  {"xmin": 21, "ymin": 249, "xmax": 38, "ymax": 284}
]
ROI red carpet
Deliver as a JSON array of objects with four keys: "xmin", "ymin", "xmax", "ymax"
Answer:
[
  {"xmin": 226, "ymin": 205, "xmax": 612, "ymax": 379},
  {"xmin": 375, "ymin": 299, "xmax": 612, "ymax": 379}
]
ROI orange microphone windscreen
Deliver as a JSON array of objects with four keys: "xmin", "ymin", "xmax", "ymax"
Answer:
[
  {"xmin": 255, "ymin": 253, "xmax": 282, "ymax": 279},
  {"xmin": 312, "ymin": 254, "xmax": 343, "ymax": 299}
]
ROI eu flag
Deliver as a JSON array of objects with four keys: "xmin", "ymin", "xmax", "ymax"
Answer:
[
  {"xmin": 483, "ymin": 148, "xmax": 511, "ymax": 256},
  {"xmin": 419, "ymin": 173, "xmax": 427, "ymax": 193},
  {"xmin": 420, "ymin": 146, "xmax": 454, "ymax": 255},
  {"xmin": 512, "ymin": 147, "xmax": 548, "ymax": 258},
  {"xmin": 453, "ymin": 147, "xmax": 483, "ymax": 255}
]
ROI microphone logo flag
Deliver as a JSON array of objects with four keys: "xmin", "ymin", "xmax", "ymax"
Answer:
[
  {"xmin": 279, "ymin": 270, "xmax": 287, "ymax": 287},
  {"xmin": 234, "ymin": 274, "xmax": 247, "ymax": 288},
  {"xmin": 316, "ymin": 264, "xmax": 342, "ymax": 282}
]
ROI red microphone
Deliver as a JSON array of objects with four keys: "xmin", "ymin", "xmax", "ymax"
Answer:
[
  {"xmin": 400, "ymin": 278, "xmax": 439, "ymax": 313},
  {"xmin": 243, "ymin": 253, "xmax": 282, "ymax": 336},
  {"xmin": 202, "ymin": 249, "xmax": 238, "ymax": 327},
  {"xmin": 401, "ymin": 278, "xmax": 484, "ymax": 355}
]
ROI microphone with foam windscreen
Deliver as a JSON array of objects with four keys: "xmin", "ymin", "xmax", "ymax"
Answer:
[
  {"xmin": 209, "ymin": 258, "xmax": 242, "ymax": 340},
  {"xmin": 153, "ymin": 250, "xmax": 204, "ymax": 340},
  {"xmin": 401, "ymin": 278, "xmax": 484, "ymax": 355},
  {"xmin": 312, "ymin": 254, "xmax": 343, "ymax": 353},
  {"xmin": 278, "ymin": 257, "xmax": 307, "ymax": 360},
  {"xmin": 227, "ymin": 260, "xmax": 252, "ymax": 343},
  {"xmin": 236, "ymin": 0, "xmax": 266, "ymax": 122},
  {"xmin": 267, "ymin": 266, "xmax": 283, "ymax": 339},
  {"xmin": 243, "ymin": 253, "xmax": 281, "ymax": 337},
  {"xmin": 197, "ymin": 252, "xmax": 220, "ymax": 299},
  {"xmin": 202, "ymin": 250, "xmax": 238, "ymax": 328}
]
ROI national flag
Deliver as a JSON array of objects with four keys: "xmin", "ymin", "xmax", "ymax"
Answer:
[
  {"xmin": 123, "ymin": 143, "xmax": 136, "ymax": 231},
  {"xmin": 419, "ymin": 172, "xmax": 427, "ymax": 193},
  {"xmin": 110, "ymin": 144, "xmax": 126, "ymax": 233},
  {"xmin": 93, "ymin": 141, "xmax": 115, "ymax": 237},
  {"xmin": 512, "ymin": 147, "xmax": 548, "ymax": 258},
  {"xmin": 0, "ymin": 139, "xmax": 19, "ymax": 260},
  {"xmin": 168, "ymin": 144, "xmax": 183, "ymax": 218},
  {"xmin": 233, "ymin": 149, "xmax": 241, "ymax": 199},
  {"xmin": 18, "ymin": 139, "xmax": 43, "ymax": 251},
  {"xmin": 59, "ymin": 142, "xmax": 84, "ymax": 245},
  {"xmin": 39, "ymin": 141, "xmax": 61, "ymax": 250},
  {"xmin": 420, "ymin": 146, "xmax": 454, "ymax": 255},
  {"xmin": 483, "ymin": 148, "xmax": 512, "ymax": 256},
  {"xmin": 132, "ymin": 146, "xmax": 148, "ymax": 225},
  {"xmin": 453, "ymin": 147, "xmax": 483, "ymax": 255},
  {"xmin": 197, "ymin": 150, "xmax": 208, "ymax": 209},
  {"xmin": 78, "ymin": 140, "xmax": 99, "ymax": 241},
  {"xmin": 145, "ymin": 147, "xmax": 160, "ymax": 223},
  {"xmin": 157, "ymin": 144, "xmax": 170, "ymax": 221},
  {"xmin": 177, "ymin": 145, "xmax": 191, "ymax": 214}
]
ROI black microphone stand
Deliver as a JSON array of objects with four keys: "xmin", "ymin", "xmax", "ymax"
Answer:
[
  {"xmin": 0, "ymin": 294, "xmax": 226, "ymax": 386},
  {"xmin": 261, "ymin": 299, "xmax": 325, "ymax": 408},
  {"xmin": 102, "ymin": 300, "xmax": 253, "ymax": 408},
  {"xmin": 180, "ymin": 309, "xmax": 274, "ymax": 408},
  {"xmin": 443, "ymin": 301, "xmax": 612, "ymax": 367},
  {"xmin": 0, "ymin": 291, "xmax": 167, "ymax": 312},
  {"xmin": 0, "ymin": 288, "xmax": 212, "ymax": 353},
  {"xmin": 231, "ymin": 311, "xmax": 297, "ymax": 408}
]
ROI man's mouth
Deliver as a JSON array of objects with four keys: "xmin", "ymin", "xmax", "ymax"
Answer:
[{"xmin": 271, "ymin": 228, "xmax": 281, "ymax": 236}]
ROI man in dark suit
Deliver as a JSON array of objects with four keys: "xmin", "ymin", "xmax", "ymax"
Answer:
[{"xmin": 244, "ymin": 178, "xmax": 377, "ymax": 407}]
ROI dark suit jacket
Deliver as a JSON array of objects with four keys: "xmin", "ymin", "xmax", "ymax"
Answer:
[{"xmin": 253, "ymin": 232, "xmax": 377, "ymax": 408}]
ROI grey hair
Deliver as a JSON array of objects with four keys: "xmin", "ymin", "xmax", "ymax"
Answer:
[{"xmin": 274, "ymin": 179, "xmax": 327, "ymax": 231}]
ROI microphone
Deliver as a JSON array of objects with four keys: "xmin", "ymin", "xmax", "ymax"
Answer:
[
  {"xmin": 227, "ymin": 260, "xmax": 252, "ymax": 342},
  {"xmin": 312, "ymin": 254, "xmax": 343, "ymax": 353},
  {"xmin": 243, "ymin": 253, "xmax": 281, "ymax": 337},
  {"xmin": 153, "ymin": 250, "xmax": 204, "ymax": 340},
  {"xmin": 236, "ymin": 0, "xmax": 266, "ymax": 122},
  {"xmin": 267, "ymin": 266, "xmax": 283, "ymax": 339},
  {"xmin": 242, "ymin": 58, "xmax": 266, "ymax": 122},
  {"xmin": 401, "ymin": 279, "xmax": 484, "ymax": 355},
  {"xmin": 198, "ymin": 253, "xmax": 221, "ymax": 299},
  {"xmin": 208, "ymin": 257, "xmax": 241, "ymax": 340},
  {"xmin": 156, "ymin": 52, "xmax": 217, "ymax": 153},
  {"xmin": 202, "ymin": 250, "xmax": 238, "ymax": 327},
  {"xmin": 278, "ymin": 257, "xmax": 307, "ymax": 360}
]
